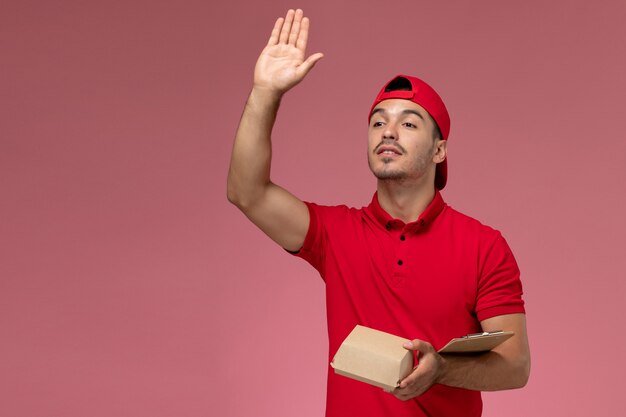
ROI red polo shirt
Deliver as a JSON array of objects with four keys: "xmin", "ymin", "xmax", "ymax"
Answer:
[{"xmin": 293, "ymin": 191, "xmax": 525, "ymax": 417}]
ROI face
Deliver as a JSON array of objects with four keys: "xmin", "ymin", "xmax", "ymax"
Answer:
[{"xmin": 367, "ymin": 99, "xmax": 446, "ymax": 184}]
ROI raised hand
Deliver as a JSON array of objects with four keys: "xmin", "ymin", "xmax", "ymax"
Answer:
[{"xmin": 254, "ymin": 9, "xmax": 324, "ymax": 95}]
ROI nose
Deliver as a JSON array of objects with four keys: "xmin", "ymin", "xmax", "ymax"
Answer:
[{"xmin": 382, "ymin": 122, "xmax": 398, "ymax": 140}]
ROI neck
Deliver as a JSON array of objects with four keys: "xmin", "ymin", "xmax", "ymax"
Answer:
[{"xmin": 376, "ymin": 179, "xmax": 436, "ymax": 223}]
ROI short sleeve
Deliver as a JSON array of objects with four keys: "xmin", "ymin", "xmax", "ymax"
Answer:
[
  {"xmin": 288, "ymin": 201, "xmax": 328, "ymax": 278},
  {"xmin": 475, "ymin": 231, "xmax": 525, "ymax": 322}
]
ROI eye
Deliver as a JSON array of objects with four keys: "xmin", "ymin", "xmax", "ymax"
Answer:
[
  {"xmin": 372, "ymin": 121, "xmax": 384, "ymax": 127},
  {"xmin": 403, "ymin": 122, "xmax": 417, "ymax": 128}
]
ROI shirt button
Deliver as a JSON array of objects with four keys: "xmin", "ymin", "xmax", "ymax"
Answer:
[
  {"xmin": 400, "ymin": 235, "xmax": 406, "ymax": 241},
  {"xmin": 397, "ymin": 260, "xmax": 403, "ymax": 266},
  {"xmin": 385, "ymin": 222, "xmax": 391, "ymax": 230}
]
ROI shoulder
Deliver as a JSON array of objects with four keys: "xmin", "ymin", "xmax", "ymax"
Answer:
[
  {"xmin": 442, "ymin": 204, "xmax": 498, "ymax": 232},
  {"xmin": 304, "ymin": 201, "xmax": 365, "ymax": 221},
  {"xmin": 296, "ymin": 201, "xmax": 367, "ymax": 259},
  {"xmin": 440, "ymin": 204, "xmax": 508, "ymax": 246}
]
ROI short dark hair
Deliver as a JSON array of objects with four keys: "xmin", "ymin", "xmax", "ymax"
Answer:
[{"xmin": 385, "ymin": 77, "xmax": 442, "ymax": 141}]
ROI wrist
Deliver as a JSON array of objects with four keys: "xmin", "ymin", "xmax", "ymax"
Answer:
[
  {"xmin": 435, "ymin": 353, "xmax": 449, "ymax": 385},
  {"xmin": 245, "ymin": 86, "xmax": 283, "ymax": 117},
  {"xmin": 250, "ymin": 85, "xmax": 284, "ymax": 102}
]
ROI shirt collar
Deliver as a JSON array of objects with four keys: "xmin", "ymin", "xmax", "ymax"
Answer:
[{"xmin": 365, "ymin": 190, "xmax": 446, "ymax": 232}]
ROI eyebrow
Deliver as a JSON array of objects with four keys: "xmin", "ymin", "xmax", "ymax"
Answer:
[{"xmin": 370, "ymin": 108, "xmax": 425, "ymax": 120}]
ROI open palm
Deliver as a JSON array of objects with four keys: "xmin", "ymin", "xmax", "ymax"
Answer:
[{"xmin": 254, "ymin": 9, "xmax": 324, "ymax": 94}]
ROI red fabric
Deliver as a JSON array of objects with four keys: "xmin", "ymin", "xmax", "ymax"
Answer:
[{"xmin": 293, "ymin": 191, "xmax": 525, "ymax": 417}]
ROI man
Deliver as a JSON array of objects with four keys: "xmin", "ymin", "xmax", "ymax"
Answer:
[{"xmin": 227, "ymin": 9, "xmax": 530, "ymax": 417}]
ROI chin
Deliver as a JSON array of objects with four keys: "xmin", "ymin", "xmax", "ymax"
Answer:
[
  {"xmin": 368, "ymin": 160, "xmax": 404, "ymax": 180},
  {"xmin": 371, "ymin": 169, "xmax": 406, "ymax": 180}
]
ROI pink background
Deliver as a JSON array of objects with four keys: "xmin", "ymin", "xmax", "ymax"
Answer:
[{"xmin": 2, "ymin": 1, "xmax": 625, "ymax": 416}]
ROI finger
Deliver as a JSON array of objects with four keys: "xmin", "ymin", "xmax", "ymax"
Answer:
[
  {"xmin": 399, "ymin": 376, "xmax": 418, "ymax": 389},
  {"xmin": 403, "ymin": 339, "xmax": 431, "ymax": 352},
  {"xmin": 278, "ymin": 9, "xmax": 295, "ymax": 44},
  {"xmin": 267, "ymin": 17, "xmax": 284, "ymax": 46},
  {"xmin": 392, "ymin": 386, "xmax": 416, "ymax": 401},
  {"xmin": 288, "ymin": 9, "xmax": 303, "ymax": 46},
  {"xmin": 296, "ymin": 52, "xmax": 324, "ymax": 78},
  {"xmin": 398, "ymin": 367, "xmax": 420, "ymax": 388},
  {"xmin": 296, "ymin": 17, "xmax": 310, "ymax": 51}
]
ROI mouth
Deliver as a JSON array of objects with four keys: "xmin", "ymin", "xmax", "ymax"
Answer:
[{"xmin": 376, "ymin": 145, "xmax": 403, "ymax": 156}]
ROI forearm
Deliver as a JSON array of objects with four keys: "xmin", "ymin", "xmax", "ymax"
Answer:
[
  {"xmin": 438, "ymin": 349, "xmax": 530, "ymax": 391},
  {"xmin": 395, "ymin": 315, "xmax": 530, "ymax": 400},
  {"xmin": 227, "ymin": 87, "xmax": 282, "ymax": 208}
]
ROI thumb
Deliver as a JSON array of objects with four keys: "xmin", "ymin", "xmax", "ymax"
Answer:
[
  {"xmin": 296, "ymin": 52, "xmax": 324, "ymax": 78},
  {"xmin": 403, "ymin": 339, "xmax": 430, "ymax": 351}
]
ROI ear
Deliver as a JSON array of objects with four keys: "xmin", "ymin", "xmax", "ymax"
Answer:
[{"xmin": 433, "ymin": 140, "xmax": 447, "ymax": 163}]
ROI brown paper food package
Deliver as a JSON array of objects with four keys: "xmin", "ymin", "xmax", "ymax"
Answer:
[{"xmin": 330, "ymin": 325, "xmax": 414, "ymax": 391}]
